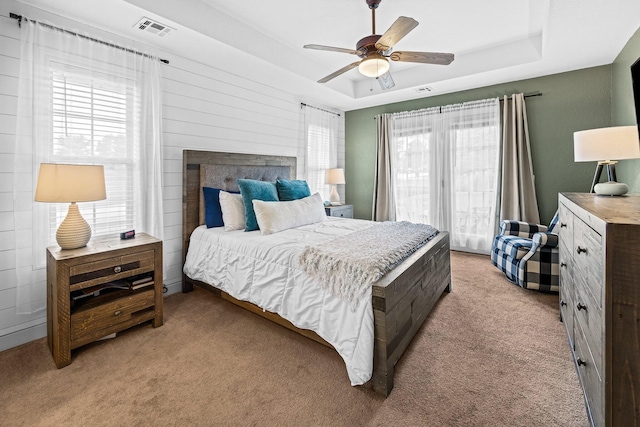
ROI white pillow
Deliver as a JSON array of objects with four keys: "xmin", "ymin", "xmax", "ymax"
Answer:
[
  {"xmin": 219, "ymin": 191, "xmax": 245, "ymax": 231},
  {"xmin": 253, "ymin": 193, "xmax": 327, "ymax": 235}
]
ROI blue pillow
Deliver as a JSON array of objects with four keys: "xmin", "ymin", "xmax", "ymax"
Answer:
[
  {"xmin": 276, "ymin": 179, "xmax": 311, "ymax": 201},
  {"xmin": 237, "ymin": 179, "xmax": 279, "ymax": 231},
  {"xmin": 203, "ymin": 187, "xmax": 239, "ymax": 228}
]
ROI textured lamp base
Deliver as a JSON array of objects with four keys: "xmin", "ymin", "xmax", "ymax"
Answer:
[
  {"xmin": 56, "ymin": 203, "xmax": 91, "ymax": 250},
  {"xmin": 594, "ymin": 181, "xmax": 628, "ymax": 196}
]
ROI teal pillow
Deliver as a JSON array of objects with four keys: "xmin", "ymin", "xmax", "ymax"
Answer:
[
  {"xmin": 276, "ymin": 179, "xmax": 311, "ymax": 201},
  {"xmin": 237, "ymin": 179, "xmax": 279, "ymax": 231}
]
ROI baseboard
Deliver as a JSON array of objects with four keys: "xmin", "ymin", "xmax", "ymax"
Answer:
[
  {"xmin": 0, "ymin": 322, "xmax": 47, "ymax": 353},
  {"xmin": 164, "ymin": 280, "xmax": 181, "ymax": 296}
]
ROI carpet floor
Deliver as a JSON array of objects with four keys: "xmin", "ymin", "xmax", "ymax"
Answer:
[{"xmin": 0, "ymin": 251, "xmax": 589, "ymax": 426}]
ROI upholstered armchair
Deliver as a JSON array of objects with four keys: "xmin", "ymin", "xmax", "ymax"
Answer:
[{"xmin": 490, "ymin": 213, "xmax": 559, "ymax": 292}]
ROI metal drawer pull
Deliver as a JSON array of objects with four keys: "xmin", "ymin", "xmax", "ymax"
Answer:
[
  {"xmin": 114, "ymin": 266, "xmax": 122, "ymax": 274},
  {"xmin": 576, "ymin": 302, "xmax": 587, "ymax": 311},
  {"xmin": 114, "ymin": 310, "xmax": 122, "ymax": 317},
  {"xmin": 560, "ymin": 299, "xmax": 567, "ymax": 307},
  {"xmin": 577, "ymin": 357, "xmax": 587, "ymax": 367},
  {"xmin": 576, "ymin": 246, "xmax": 587, "ymax": 254},
  {"xmin": 560, "ymin": 262, "xmax": 567, "ymax": 268},
  {"xmin": 560, "ymin": 223, "xmax": 567, "ymax": 228}
]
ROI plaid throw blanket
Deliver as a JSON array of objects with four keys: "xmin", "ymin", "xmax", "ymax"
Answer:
[{"xmin": 299, "ymin": 221, "xmax": 438, "ymax": 305}]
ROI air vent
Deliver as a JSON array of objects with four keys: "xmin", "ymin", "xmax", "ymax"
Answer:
[
  {"xmin": 135, "ymin": 17, "xmax": 174, "ymax": 37},
  {"xmin": 414, "ymin": 86, "xmax": 433, "ymax": 94}
]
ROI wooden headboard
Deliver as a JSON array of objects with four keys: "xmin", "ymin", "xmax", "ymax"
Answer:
[{"xmin": 182, "ymin": 150, "xmax": 297, "ymax": 291}]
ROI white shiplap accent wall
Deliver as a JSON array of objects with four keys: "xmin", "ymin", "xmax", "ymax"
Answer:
[{"xmin": 0, "ymin": 2, "xmax": 345, "ymax": 351}]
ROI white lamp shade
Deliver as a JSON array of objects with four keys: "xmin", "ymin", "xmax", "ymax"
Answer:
[
  {"xmin": 34, "ymin": 163, "xmax": 106, "ymax": 203},
  {"xmin": 325, "ymin": 168, "xmax": 346, "ymax": 185},
  {"xmin": 574, "ymin": 126, "xmax": 640, "ymax": 162},
  {"xmin": 358, "ymin": 55, "xmax": 390, "ymax": 78}
]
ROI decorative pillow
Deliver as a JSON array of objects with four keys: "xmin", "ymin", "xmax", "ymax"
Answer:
[
  {"xmin": 253, "ymin": 193, "xmax": 327, "ymax": 235},
  {"xmin": 276, "ymin": 179, "xmax": 311, "ymax": 201},
  {"xmin": 203, "ymin": 187, "xmax": 240, "ymax": 228},
  {"xmin": 219, "ymin": 191, "xmax": 246, "ymax": 231},
  {"xmin": 237, "ymin": 179, "xmax": 280, "ymax": 231}
]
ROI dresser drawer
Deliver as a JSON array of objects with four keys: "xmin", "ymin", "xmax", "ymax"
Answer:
[
  {"xmin": 559, "ymin": 251, "xmax": 574, "ymax": 347},
  {"xmin": 574, "ymin": 275, "xmax": 603, "ymax": 377},
  {"xmin": 557, "ymin": 203, "xmax": 574, "ymax": 252},
  {"xmin": 71, "ymin": 288, "xmax": 155, "ymax": 342},
  {"xmin": 573, "ymin": 219, "xmax": 603, "ymax": 308},
  {"xmin": 575, "ymin": 318, "xmax": 604, "ymax": 427},
  {"xmin": 69, "ymin": 250, "xmax": 156, "ymax": 291}
]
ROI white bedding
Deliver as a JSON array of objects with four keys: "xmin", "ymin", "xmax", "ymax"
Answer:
[{"xmin": 183, "ymin": 217, "xmax": 376, "ymax": 385}]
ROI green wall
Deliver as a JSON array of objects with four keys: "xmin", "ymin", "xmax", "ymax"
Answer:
[
  {"xmin": 345, "ymin": 66, "xmax": 612, "ymax": 225},
  {"xmin": 612, "ymin": 26, "xmax": 640, "ymax": 191}
]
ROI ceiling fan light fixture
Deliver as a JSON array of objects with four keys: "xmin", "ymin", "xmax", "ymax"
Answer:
[{"xmin": 358, "ymin": 54, "xmax": 390, "ymax": 78}]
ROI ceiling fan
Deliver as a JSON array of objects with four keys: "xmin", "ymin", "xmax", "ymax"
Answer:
[{"xmin": 304, "ymin": 0, "xmax": 454, "ymax": 90}]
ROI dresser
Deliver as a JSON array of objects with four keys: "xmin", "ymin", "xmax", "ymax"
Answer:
[
  {"xmin": 557, "ymin": 193, "xmax": 640, "ymax": 427},
  {"xmin": 47, "ymin": 233, "xmax": 163, "ymax": 368}
]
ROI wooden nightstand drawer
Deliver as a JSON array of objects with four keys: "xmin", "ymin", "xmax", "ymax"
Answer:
[
  {"xmin": 69, "ymin": 250, "xmax": 155, "ymax": 290},
  {"xmin": 325, "ymin": 204, "xmax": 353, "ymax": 218},
  {"xmin": 71, "ymin": 288, "xmax": 155, "ymax": 343}
]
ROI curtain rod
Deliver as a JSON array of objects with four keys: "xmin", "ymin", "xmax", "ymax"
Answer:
[
  {"xmin": 374, "ymin": 91, "xmax": 543, "ymax": 119},
  {"xmin": 9, "ymin": 13, "xmax": 170, "ymax": 65},
  {"xmin": 498, "ymin": 91, "xmax": 542, "ymax": 102},
  {"xmin": 300, "ymin": 103, "xmax": 341, "ymax": 117}
]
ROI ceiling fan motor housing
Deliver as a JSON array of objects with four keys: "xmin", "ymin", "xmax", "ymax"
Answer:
[
  {"xmin": 366, "ymin": 0, "xmax": 381, "ymax": 9},
  {"xmin": 356, "ymin": 35, "xmax": 383, "ymax": 58}
]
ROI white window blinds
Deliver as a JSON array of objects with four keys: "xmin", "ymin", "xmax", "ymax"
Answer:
[{"xmin": 50, "ymin": 68, "xmax": 135, "ymax": 241}]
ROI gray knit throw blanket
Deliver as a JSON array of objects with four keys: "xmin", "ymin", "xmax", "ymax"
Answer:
[{"xmin": 299, "ymin": 221, "xmax": 438, "ymax": 305}]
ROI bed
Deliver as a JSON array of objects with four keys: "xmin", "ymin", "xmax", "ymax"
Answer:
[{"xmin": 181, "ymin": 149, "xmax": 452, "ymax": 396}]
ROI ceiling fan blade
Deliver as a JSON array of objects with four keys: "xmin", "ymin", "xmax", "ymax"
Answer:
[
  {"xmin": 377, "ymin": 71, "xmax": 395, "ymax": 90},
  {"xmin": 304, "ymin": 44, "xmax": 364, "ymax": 56},
  {"xmin": 375, "ymin": 16, "xmax": 419, "ymax": 51},
  {"xmin": 318, "ymin": 61, "xmax": 361, "ymax": 83},
  {"xmin": 390, "ymin": 51, "xmax": 454, "ymax": 65}
]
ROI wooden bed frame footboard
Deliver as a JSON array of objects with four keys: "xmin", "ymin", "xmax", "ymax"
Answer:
[
  {"xmin": 370, "ymin": 231, "xmax": 451, "ymax": 396},
  {"xmin": 181, "ymin": 149, "xmax": 452, "ymax": 397}
]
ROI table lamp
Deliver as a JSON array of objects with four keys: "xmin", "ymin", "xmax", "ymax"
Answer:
[
  {"xmin": 573, "ymin": 126, "xmax": 640, "ymax": 195},
  {"xmin": 34, "ymin": 163, "xmax": 106, "ymax": 249},
  {"xmin": 325, "ymin": 168, "xmax": 345, "ymax": 205}
]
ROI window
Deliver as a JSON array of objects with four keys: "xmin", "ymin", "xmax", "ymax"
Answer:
[
  {"xmin": 303, "ymin": 105, "xmax": 339, "ymax": 200},
  {"xmin": 14, "ymin": 18, "xmax": 164, "ymax": 314},
  {"xmin": 389, "ymin": 100, "xmax": 500, "ymax": 253},
  {"xmin": 49, "ymin": 67, "xmax": 136, "ymax": 241}
]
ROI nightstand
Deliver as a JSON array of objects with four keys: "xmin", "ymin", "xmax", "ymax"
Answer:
[
  {"xmin": 46, "ymin": 233, "xmax": 163, "ymax": 368},
  {"xmin": 325, "ymin": 204, "xmax": 353, "ymax": 218}
]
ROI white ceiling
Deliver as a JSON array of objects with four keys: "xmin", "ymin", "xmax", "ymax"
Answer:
[{"xmin": 16, "ymin": 0, "xmax": 640, "ymax": 112}]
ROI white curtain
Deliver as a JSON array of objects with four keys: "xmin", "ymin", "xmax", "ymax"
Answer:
[
  {"xmin": 13, "ymin": 18, "xmax": 164, "ymax": 313},
  {"xmin": 303, "ymin": 105, "xmax": 338, "ymax": 201},
  {"xmin": 388, "ymin": 99, "xmax": 500, "ymax": 253}
]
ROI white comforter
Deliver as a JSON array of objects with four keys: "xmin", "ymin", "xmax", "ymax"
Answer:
[{"xmin": 183, "ymin": 218, "xmax": 376, "ymax": 385}]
